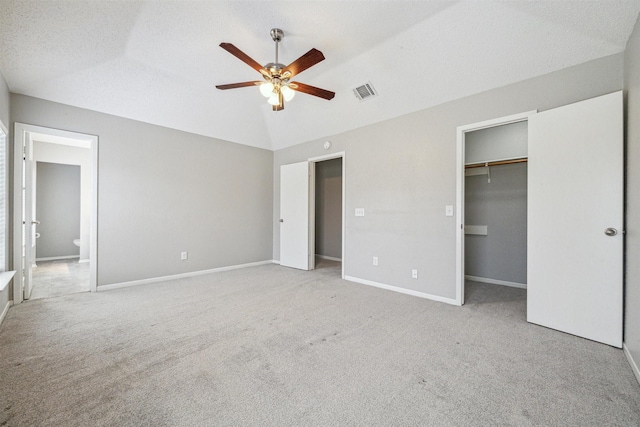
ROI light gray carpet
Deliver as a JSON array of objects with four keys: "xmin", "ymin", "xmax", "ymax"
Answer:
[{"xmin": 1, "ymin": 261, "xmax": 639, "ymax": 426}]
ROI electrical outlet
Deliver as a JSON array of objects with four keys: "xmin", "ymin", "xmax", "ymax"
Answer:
[
  {"xmin": 181, "ymin": 251, "xmax": 188, "ymax": 260},
  {"xmin": 355, "ymin": 208, "xmax": 365, "ymax": 217},
  {"xmin": 412, "ymin": 269, "xmax": 418, "ymax": 279},
  {"xmin": 373, "ymin": 256, "xmax": 378, "ymax": 266}
]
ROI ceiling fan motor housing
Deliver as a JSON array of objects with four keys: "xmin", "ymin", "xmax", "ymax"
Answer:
[{"xmin": 264, "ymin": 63, "xmax": 287, "ymax": 78}]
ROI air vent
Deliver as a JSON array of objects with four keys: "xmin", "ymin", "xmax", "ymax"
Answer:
[{"xmin": 353, "ymin": 82, "xmax": 377, "ymax": 101}]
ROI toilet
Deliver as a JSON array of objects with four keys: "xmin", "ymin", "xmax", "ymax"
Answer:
[{"xmin": 73, "ymin": 239, "xmax": 80, "ymax": 247}]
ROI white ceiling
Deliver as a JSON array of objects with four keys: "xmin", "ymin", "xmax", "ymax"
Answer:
[{"xmin": 1, "ymin": 1, "xmax": 639, "ymax": 151}]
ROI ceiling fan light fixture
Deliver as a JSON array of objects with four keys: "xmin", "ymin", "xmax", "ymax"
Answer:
[
  {"xmin": 281, "ymin": 85, "xmax": 295, "ymax": 102},
  {"xmin": 216, "ymin": 28, "xmax": 334, "ymax": 112},
  {"xmin": 267, "ymin": 92, "xmax": 280, "ymax": 106},
  {"xmin": 260, "ymin": 82, "xmax": 274, "ymax": 97}
]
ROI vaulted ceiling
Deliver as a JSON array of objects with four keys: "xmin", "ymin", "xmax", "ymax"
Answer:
[{"xmin": 1, "ymin": 1, "xmax": 639, "ymax": 151}]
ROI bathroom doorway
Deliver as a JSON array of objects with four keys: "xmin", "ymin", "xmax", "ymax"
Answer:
[
  {"xmin": 13, "ymin": 123, "xmax": 98, "ymax": 303},
  {"xmin": 31, "ymin": 161, "xmax": 87, "ymax": 299}
]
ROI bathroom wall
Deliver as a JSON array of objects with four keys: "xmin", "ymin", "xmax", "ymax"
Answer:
[
  {"xmin": 35, "ymin": 162, "xmax": 81, "ymax": 259},
  {"xmin": 33, "ymin": 141, "xmax": 91, "ymax": 261}
]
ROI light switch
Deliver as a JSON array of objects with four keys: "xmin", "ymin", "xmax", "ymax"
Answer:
[
  {"xmin": 355, "ymin": 208, "xmax": 365, "ymax": 217},
  {"xmin": 445, "ymin": 205, "xmax": 454, "ymax": 217}
]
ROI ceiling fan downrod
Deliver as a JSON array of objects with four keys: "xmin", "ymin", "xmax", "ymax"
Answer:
[
  {"xmin": 266, "ymin": 28, "xmax": 286, "ymax": 78},
  {"xmin": 271, "ymin": 28, "xmax": 283, "ymax": 65}
]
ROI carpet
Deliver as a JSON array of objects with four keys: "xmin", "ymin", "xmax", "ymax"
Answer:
[{"xmin": 1, "ymin": 262, "xmax": 639, "ymax": 426}]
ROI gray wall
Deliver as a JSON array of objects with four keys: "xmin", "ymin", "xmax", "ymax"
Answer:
[
  {"xmin": 315, "ymin": 158, "xmax": 342, "ymax": 259},
  {"xmin": 273, "ymin": 53, "xmax": 623, "ymax": 299},
  {"xmin": 465, "ymin": 163, "xmax": 527, "ymax": 284},
  {"xmin": 11, "ymin": 94, "xmax": 274, "ymax": 287},
  {"xmin": 624, "ymin": 15, "xmax": 640, "ymax": 379},
  {"xmin": 465, "ymin": 121, "xmax": 528, "ymax": 164},
  {"xmin": 33, "ymin": 141, "xmax": 92, "ymax": 260},
  {"xmin": 36, "ymin": 162, "xmax": 81, "ymax": 259}
]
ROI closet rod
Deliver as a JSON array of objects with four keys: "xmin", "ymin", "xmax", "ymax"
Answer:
[{"xmin": 465, "ymin": 157, "xmax": 528, "ymax": 169}]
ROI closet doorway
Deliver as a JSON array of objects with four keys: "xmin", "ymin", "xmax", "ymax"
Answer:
[
  {"xmin": 455, "ymin": 111, "xmax": 535, "ymax": 305},
  {"xmin": 455, "ymin": 93, "xmax": 622, "ymax": 346},
  {"xmin": 308, "ymin": 152, "xmax": 344, "ymax": 277},
  {"xmin": 463, "ymin": 122, "xmax": 528, "ymax": 309},
  {"xmin": 312, "ymin": 156, "xmax": 343, "ymax": 274},
  {"xmin": 279, "ymin": 152, "xmax": 345, "ymax": 278}
]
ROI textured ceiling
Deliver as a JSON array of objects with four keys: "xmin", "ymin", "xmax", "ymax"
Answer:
[{"xmin": 1, "ymin": 1, "xmax": 639, "ymax": 151}]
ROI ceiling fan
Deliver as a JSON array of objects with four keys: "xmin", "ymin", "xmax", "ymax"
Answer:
[{"xmin": 216, "ymin": 28, "xmax": 335, "ymax": 111}]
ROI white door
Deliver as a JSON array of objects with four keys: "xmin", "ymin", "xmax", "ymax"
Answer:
[
  {"xmin": 23, "ymin": 131, "xmax": 36, "ymax": 300},
  {"xmin": 527, "ymin": 91, "xmax": 623, "ymax": 347},
  {"xmin": 280, "ymin": 162, "xmax": 310, "ymax": 270}
]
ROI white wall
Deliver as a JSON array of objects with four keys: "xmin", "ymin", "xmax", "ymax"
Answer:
[
  {"xmin": 11, "ymin": 95, "xmax": 274, "ymax": 287},
  {"xmin": 33, "ymin": 142, "xmax": 91, "ymax": 260},
  {"xmin": 624, "ymin": 15, "xmax": 640, "ymax": 381},
  {"xmin": 274, "ymin": 53, "xmax": 623, "ymax": 300}
]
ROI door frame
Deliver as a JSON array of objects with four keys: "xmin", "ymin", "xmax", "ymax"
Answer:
[
  {"xmin": 455, "ymin": 111, "xmax": 535, "ymax": 306},
  {"xmin": 308, "ymin": 151, "xmax": 345, "ymax": 279},
  {"xmin": 13, "ymin": 123, "xmax": 99, "ymax": 303},
  {"xmin": 0, "ymin": 119, "xmax": 8, "ymax": 274}
]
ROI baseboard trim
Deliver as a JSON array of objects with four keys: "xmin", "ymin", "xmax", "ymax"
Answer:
[
  {"xmin": 344, "ymin": 275, "xmax": 458, "ymax": 305},
  {"xmin": 78, "ymin": 259, "xmax": 90, "ymax": 264},
  {"xmin": 36, "ymin": 255, "xmax": 80, "ymax": 262},
  {"xmin": 272, "ymin": 260, "xmax": 281, "ymax": 265},
  {"xmin": 623, "ymin": 343, "xmax": 640, "ymax": 386},
  {"xmin": 0, "ymin": 300, "xmax": 11, "ymax": 327},
  {"xmin": 465, "ymin": 275, "xmax": 527, "ymax": 289},
  {"xmin": 316, "ymin": 255, "xmax": 342, "ymax": 262},
  {"xmin": 98, "ymin": 260, "xmax": 274, "ymax": 292}
]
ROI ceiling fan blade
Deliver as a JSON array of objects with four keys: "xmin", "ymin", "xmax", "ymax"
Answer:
[
  {"xmin": 219, "ymin": 43, "xmax": 270, "ymax": 77},
  {"xmin": 289, "ymin": 82, "xmax": 335, "ymax": 100},
  {"xmin": 283, "ymin": 48, "xmax": 325, "ymax": 78},
  {"xmin": 216, "ymin": 81, "xmax": 262, "ymax": 90}
]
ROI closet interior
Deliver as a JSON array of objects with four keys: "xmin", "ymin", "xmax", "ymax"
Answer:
[{"xmin": 464, "ymin": 121, "xmax": 528, "ymax": 293}]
